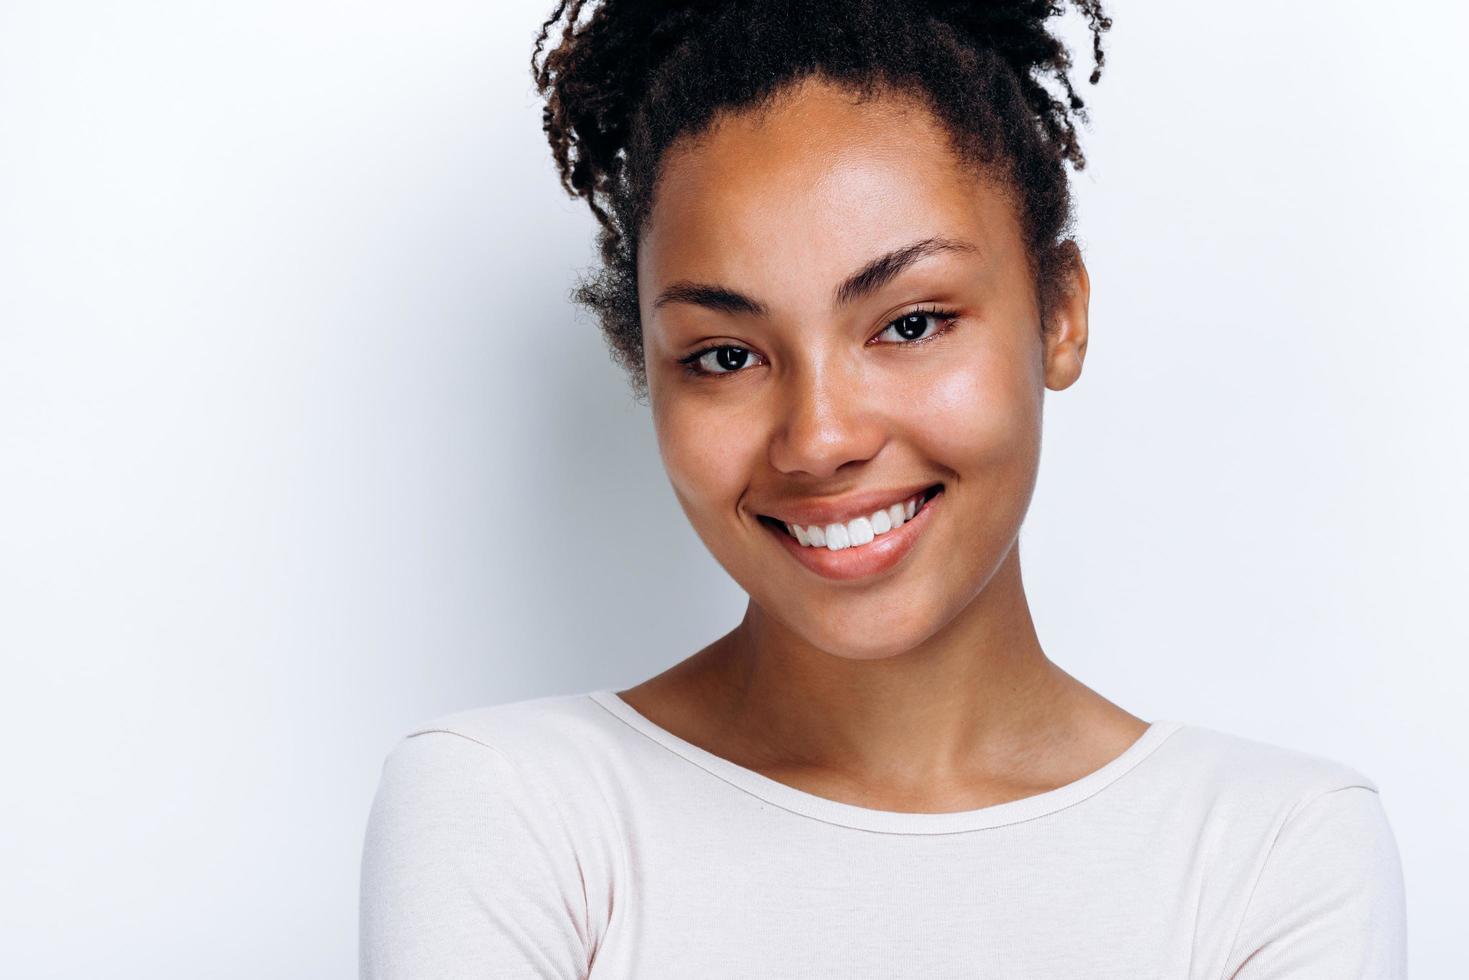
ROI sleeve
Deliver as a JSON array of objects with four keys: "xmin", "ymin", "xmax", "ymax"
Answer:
[
  {"xmin": 1222, "ymin": 784, "xmax": 1408, "ymax": 979},
  {"xmin": 358, "ymin": 730, "xmax": 591, "ymax": 980}
]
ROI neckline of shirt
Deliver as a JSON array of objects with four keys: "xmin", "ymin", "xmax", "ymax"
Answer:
[{"xmin": 587, "ymin": 689, "xmax": 1186, "ymax": 835}]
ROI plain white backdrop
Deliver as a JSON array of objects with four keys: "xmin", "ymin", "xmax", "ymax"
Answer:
[{"xmin": 1, "ymin": 0, "xmax": 1463, "ymax": 976}]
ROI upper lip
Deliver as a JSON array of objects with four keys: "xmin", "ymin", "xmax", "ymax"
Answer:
[{"xmin": 757, "ymin": 482, "xmax": 942, "ymax": 527}]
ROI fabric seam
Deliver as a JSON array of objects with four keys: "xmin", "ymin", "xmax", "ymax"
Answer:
[
  {"xmin": 588, "ymin": 692, "xmax": 1183, "ymax": 837},
  {"xmin": 405, "ymin": 727, "xmax": 597, "ymax": 974},
  {"xmin": 1213, "ymin": 782, "xmax": 1382, "ymax": 980}
]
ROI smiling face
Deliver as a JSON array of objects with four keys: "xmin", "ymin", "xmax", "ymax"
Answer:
[{"xmin": 638, "ymin": 75, "xmax": 1089, "ymax": 662}]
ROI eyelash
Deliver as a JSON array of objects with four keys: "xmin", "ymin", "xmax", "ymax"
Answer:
[{"xmin": 676, "ymin": 305, "xmax": 962, "ymax": 379}]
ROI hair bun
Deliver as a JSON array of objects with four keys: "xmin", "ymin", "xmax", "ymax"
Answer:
[{"xmin": 917, "ymin": 1, "xmax": 1111, "ymax": 85}]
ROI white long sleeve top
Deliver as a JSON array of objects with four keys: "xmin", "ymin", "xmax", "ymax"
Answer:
[{"xmin": 359, "ymin": 689, "xmax": 1407, "ymax": 978}]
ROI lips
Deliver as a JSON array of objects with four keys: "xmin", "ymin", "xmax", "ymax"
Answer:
[{"xmin": 758, "ymin": 484, "xmax": 944, "ymax": 582}]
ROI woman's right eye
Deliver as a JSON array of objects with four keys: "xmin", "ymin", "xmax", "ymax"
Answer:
[{"xmin": 680, "ymin": 345, "xmax": 763, "ymax": 377}]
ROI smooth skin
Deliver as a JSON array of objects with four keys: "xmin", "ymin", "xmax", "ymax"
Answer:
[{"xmin": 620, "ymin": 75, "xmax": 1148, "ymax": 813}]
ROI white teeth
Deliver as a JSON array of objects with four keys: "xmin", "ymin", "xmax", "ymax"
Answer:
[
  {"xmin": 824, "ymin": 522, "xmax": 850, "ymax": 550},
  {"xmin": 782, "ymin": 490, "xmax": 934, "ymax": 552},
  {"xmin": 846, "ymin": 516, "xmax": 875, "ymax": 547}
]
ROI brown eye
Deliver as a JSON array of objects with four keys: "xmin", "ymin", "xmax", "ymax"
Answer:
[
  {"xmin": 703, "ymin": 347, "xmax": 752, "ymax": 372},
  {"xmin": 875, "ymin": 308, "xmax": 959, "ymax": 345},
  {"xmin": 680, "ymin": 344, "xmax": 764, "ymax": 377}
]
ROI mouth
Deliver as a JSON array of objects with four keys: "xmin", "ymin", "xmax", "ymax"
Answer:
[
  {"xmin": 757, "ymin": 483, "xmax": 944, "ymax": 549},
  {"xmin": 755, "ymin": 483, "xmax": 944, "ymax": 582}
]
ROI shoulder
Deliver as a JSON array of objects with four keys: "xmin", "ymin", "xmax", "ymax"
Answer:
[
  {"xmin": 373, "ymin": 689, "xmax": 631, "ymax": 821},
  {"xmin": 1166, "ymin": 719, "xmax": 1399, "ymax": 876},
  {"xmin": 360, "ymin": 691, "xmax": 624, "ymax": 977},
  {"xmin": 364, "ymin": 689, "xmax": 635, "ymax": 881},
  {"xmin": 1153, "ymin": 723, "xmax": 1406, "ymax": 976},
  {"xmin": 1219, "ymin": 770, "xmax": 1406, "ymax": 975},
  {"xmin": 405, "ymin": 688, "xmax": 618, "ymax": 747},
  {"xmin": 1156, "ymin": 720, "xmax": 1381, "ymax": 811},
  {"xmin": 1155, "ymin": 721, "xmax": 1397, "ymax": 874},
  {"xmin": 367, "ymin": 690, "xmax": 603, "ymax": 828}
]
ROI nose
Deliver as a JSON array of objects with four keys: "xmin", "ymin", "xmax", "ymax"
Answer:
[{"xmin": 766, "ymin": 358, "xmax": 887, "ymax": 479}]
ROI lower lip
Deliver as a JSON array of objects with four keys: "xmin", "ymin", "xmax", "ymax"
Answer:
[{"xmin": 763, "ymin": 490, "xmax": 942, "ymax": 582}]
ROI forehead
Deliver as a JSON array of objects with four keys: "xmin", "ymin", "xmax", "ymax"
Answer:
[{"xmin": 638, "ymin": 77, "xmax": 1014, "ymax": 304}]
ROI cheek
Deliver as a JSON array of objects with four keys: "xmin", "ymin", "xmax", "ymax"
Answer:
[
  {"xmin": 653, "ymin": 396, "xmax": 761, "ymax": 519},
  {"xmin": 906, "ymin": 342, "xmax": 1041, "ymax": 478}
]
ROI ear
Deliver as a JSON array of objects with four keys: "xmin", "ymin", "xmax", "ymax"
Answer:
[{"xmin": 1042, "ymin": 241, "xmax": 1090, "ymax": 391}]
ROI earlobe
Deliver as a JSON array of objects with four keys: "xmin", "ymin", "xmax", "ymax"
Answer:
[{"xmin": 1043, "ymin": 242, "xmax": 1090, "ymax": 392}]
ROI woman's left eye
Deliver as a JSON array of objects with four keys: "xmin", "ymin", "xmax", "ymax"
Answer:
[{"xmin": 874, "ymin": 308, "xmax": 959, "ymax": 345}]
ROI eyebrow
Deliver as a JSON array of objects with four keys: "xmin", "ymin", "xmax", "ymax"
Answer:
[{"xmin": 651, "ymin": 236, "xmax": 978, "ymax": 317}]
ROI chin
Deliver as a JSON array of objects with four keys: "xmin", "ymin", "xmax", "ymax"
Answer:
[{"xmin": 784, "ymin": 606, "xmax": 944, "ymax": 662}]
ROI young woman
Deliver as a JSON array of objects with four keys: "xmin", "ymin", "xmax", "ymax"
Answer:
[{"xmin": 360, "ymin": 2, "xmax": 1407, "ymax": 976}]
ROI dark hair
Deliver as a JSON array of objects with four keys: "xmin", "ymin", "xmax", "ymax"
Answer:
[{"xmin": 531, "ymin": 0, "xmax": 1111, "ymax": 401}]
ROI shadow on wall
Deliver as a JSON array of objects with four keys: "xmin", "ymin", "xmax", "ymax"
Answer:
[{"xmin": 450, "ymin": 282, "xmax": 743, "ymax": 705}]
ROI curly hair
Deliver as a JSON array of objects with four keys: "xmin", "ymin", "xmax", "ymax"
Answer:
[{"xmin": 531, "ymin": 0, "xmax": 1111, "ymax": 401}]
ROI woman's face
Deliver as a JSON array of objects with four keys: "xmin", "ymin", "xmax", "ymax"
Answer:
[{"xmin": 637, "ymin": 76, "xmax": 1088, "ymax": 661}]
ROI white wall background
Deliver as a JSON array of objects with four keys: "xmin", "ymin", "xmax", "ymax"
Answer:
[{"xmin": 1, "ymin": 1, "xmax": 1463, "ymax": 975}]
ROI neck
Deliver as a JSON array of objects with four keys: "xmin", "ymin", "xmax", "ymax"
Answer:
[{"xmin": 707, "ymin": 544, "xmax": 1081, "ymax": 791}]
